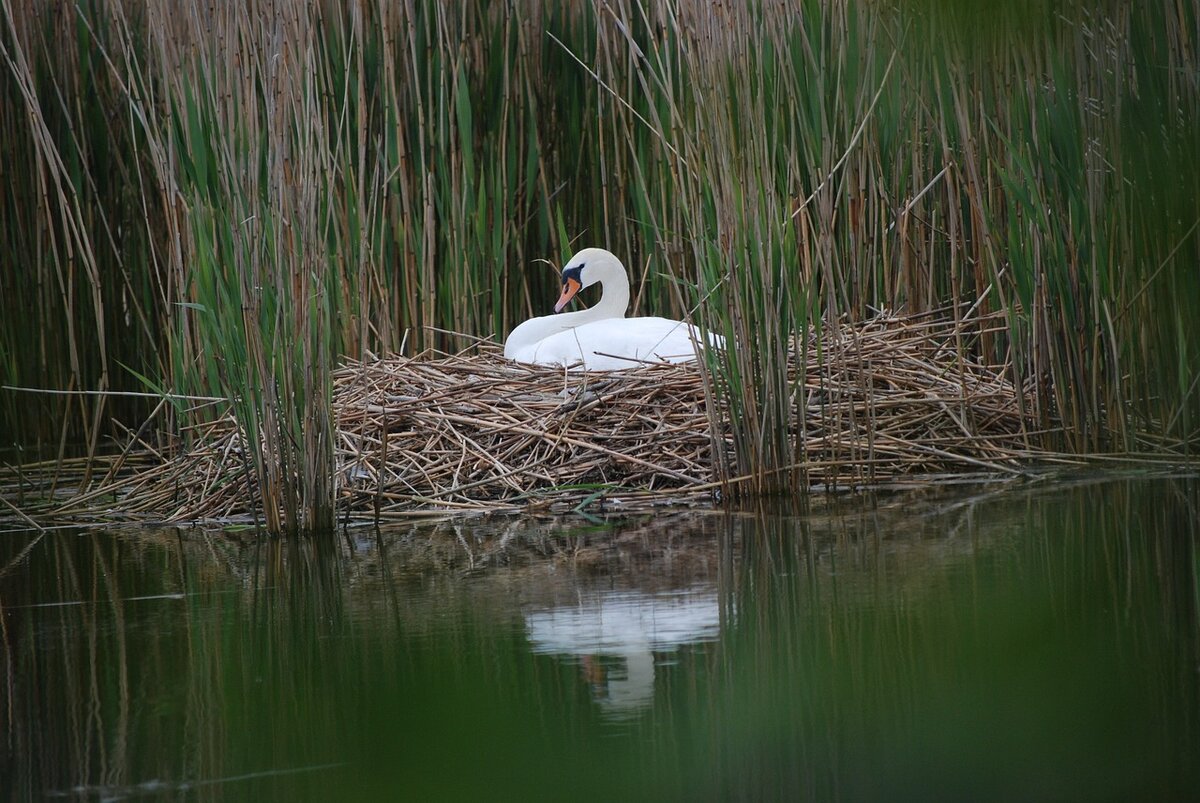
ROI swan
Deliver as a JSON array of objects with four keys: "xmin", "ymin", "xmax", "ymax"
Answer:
[{"xmin": 503, "ymin": 247, "xmax": 723, "ymax": 371}]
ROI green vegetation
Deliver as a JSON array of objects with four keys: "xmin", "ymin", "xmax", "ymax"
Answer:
[{"xmin": 1, "ymin": 1, "xmax": 1196, "ymax": 531}]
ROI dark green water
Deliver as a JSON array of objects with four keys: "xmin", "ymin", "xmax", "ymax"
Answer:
[{"xmin": 2, "ymin": 476, "xmax": 1198, "ymax": 801}]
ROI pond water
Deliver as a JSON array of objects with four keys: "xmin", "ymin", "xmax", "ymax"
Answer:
[{"xmin": 2, "ymin": 475, "xmax": 1198, "ymax": 801}]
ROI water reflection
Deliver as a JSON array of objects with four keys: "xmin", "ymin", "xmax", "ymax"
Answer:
[
  {"xmin": 526, "ymin": 588, "xmax": 723, "ymax": 717},
  {"xmin": 1, "ymin": 476, "xmax": 1198, "ymax": 800}
]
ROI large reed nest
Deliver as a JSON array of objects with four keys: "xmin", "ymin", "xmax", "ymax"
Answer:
[{"xmin": 49, "ymin": 312, "xmax": 1054, "ymax": 523}]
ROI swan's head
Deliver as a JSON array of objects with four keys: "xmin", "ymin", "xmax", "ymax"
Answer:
[{"xmin": 554, "ymin": 248, "xmax": 624, "ymax": 313}]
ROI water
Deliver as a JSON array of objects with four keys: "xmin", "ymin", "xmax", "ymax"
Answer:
[{"xmin": 2, "ymin": 476, "xmax": 1198, "ymax": 801}]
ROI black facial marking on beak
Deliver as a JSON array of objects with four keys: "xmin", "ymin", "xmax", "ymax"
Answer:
[
  {"xmin": 560, "ymin": 264, "xmax": 584, "ymax": 288},
  {"xmin": 555, "ymin": 264, "xmax": 584, "ymax": 313}
]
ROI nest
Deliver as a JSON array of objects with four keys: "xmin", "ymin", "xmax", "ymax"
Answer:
[{"xmin": 50, "ymin": 312, "xmax": 1055, "ymax": 523}]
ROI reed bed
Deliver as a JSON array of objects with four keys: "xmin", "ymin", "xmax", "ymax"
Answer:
[
  {"xmin": 33, "ymin": 313, "xmax": 1058, "ymax": 524},
  {"xmin": 1, "ymin": 0, "xmax": 1197, "ymax": 532}
]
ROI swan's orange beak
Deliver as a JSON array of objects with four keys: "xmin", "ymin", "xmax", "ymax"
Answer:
[{"xmin": 555, "ymin": 277, "xmax": 581, "ymax": 313}]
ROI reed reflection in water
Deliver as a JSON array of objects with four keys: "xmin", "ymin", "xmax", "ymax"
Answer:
[{"xmin": 1, "ymin": 477, "xmax": 1197, "ymax": 800}]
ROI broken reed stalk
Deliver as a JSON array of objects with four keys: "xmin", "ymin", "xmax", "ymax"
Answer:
[{"xmin": 28, "ymin": 313, "xmax": 1072, "ymax": 525}]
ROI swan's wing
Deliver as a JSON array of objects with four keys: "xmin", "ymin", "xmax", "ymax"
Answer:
[
  {"xmin": 571, "ymin": 318, "xmax": 716, "ymax": 367},
  {"xmin": 510, "ymin": 317, "xmax": 721, "ymax": 370}
]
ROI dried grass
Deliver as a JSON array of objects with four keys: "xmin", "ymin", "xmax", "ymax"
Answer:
[{"xmin": 29, "ymin": 311, "xmax": 1063, "ymax": 524}]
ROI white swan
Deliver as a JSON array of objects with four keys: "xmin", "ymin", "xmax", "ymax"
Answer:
[{"xmin": 503, "ymin": 248, "xmax": 723, "ymax": 371}]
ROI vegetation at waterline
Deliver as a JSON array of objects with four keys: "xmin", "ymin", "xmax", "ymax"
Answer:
[{"xmin": 1, "ymin": 1, "xmax": 1197, "ymax": 531}]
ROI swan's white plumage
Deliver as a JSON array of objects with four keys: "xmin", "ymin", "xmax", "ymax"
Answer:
[
  {"xmin": 503, "ymin": 248, "xmax": 722, "ymax": 371},
  {"xmin": 510, "ymin": 316, "xmax": 713, "ymax": 371}
]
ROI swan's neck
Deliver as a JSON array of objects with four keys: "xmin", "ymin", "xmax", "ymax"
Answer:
[
  {"xmin": 503, "ymin": 256, "xmax": 632, "ymax": 358},
  {"xmin": 591, "ymin": 265, "xmax": 630, "ymax": 320}
]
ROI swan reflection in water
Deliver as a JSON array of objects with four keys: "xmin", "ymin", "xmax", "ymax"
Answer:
[{"xmin": 524, "ymin": 588, "xmax": 724, "ymax": 717}]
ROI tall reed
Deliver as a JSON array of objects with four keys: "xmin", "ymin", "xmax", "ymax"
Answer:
[{"xmin": 0, "ymin": 0, "xmax": 1196, "ymax": 529}]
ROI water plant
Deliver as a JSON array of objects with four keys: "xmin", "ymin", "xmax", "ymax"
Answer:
[{"xmin": 1, "ymin": 0, "xmax": 1196, "ymax": 531}]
